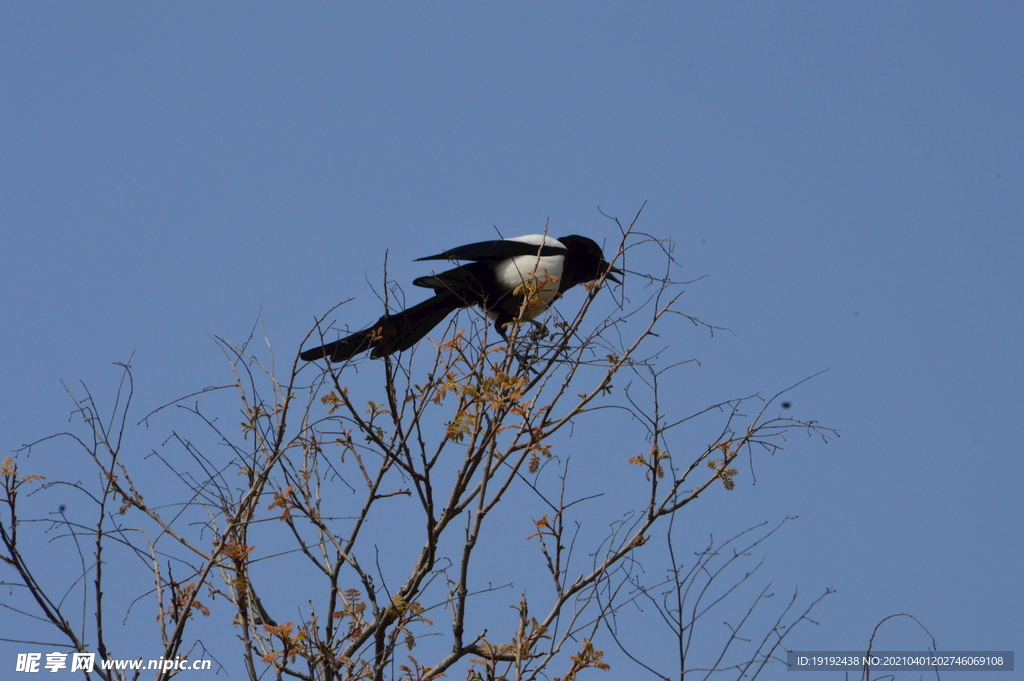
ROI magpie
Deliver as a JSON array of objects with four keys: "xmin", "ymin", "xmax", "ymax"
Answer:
[{"xmin": 300, "ymin": 234, "xmax": 620, "ymax": 363}]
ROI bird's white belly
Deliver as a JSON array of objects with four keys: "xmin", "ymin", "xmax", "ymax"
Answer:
[{"xmin": 491, "ymin": 253, "xmax": 564, "ymax": 319}]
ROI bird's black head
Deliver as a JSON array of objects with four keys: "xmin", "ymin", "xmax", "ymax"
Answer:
[{"xmin": 556, "ymin": 235, "xmax": 622, "ymax": 292}]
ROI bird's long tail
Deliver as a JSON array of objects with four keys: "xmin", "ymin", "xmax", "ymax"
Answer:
[{"xmin": 300, "ymin": 293, "xmax": 464, "ymax": 362}]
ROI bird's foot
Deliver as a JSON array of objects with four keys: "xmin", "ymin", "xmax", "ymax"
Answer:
[{"xmin": 512, "ymin": 349, "xmax": 540, "ymax": 375}]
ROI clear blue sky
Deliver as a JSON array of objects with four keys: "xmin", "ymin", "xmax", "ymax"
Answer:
[{"xmin": 2, "ymin": 3, "xmax": 1021, "ymax": 678}]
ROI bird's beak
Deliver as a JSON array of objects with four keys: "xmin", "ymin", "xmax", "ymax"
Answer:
[{"xmin": 603, "ymin": 262, "xmax": 623, "ymax": 284}]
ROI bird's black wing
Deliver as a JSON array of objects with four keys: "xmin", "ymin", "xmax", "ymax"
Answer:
[
  {"xmin": 415, "ymin": 239, "xmax": 565, "ymax": 263},
  {"xmin": 411, "ymin": 262, "xmax": 492, "ymax": 295}
]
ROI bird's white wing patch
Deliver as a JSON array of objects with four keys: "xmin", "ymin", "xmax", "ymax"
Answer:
[{"xmin": 506, "ymin": 234, "xmax": 566, "ymax": 250}]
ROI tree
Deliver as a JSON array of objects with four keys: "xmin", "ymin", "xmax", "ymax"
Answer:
[{"xmin": 2, "ymin": 208, "xmax": 834, "ymax": 680}]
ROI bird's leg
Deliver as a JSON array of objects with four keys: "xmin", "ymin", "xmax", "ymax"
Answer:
[
  {"xmin": 524, "ymin": 317, "xmax": 549, "ymax": 342},
  {"xmin": 496, "ymin": 318, "xmax": 540, "ymax": 375}
]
